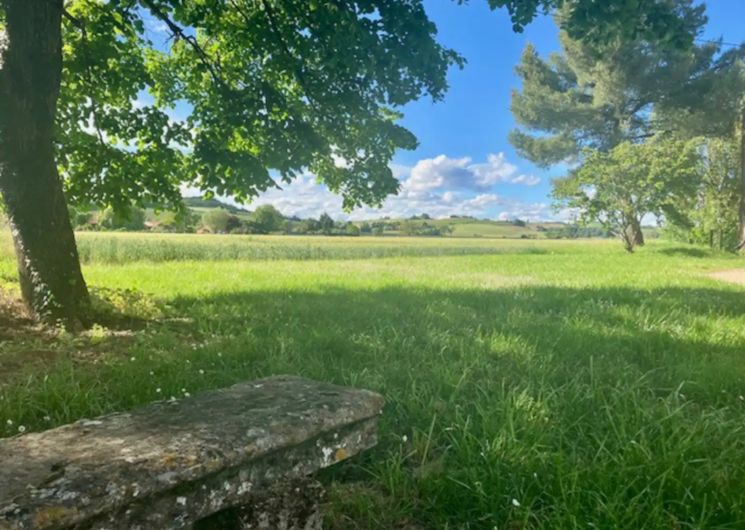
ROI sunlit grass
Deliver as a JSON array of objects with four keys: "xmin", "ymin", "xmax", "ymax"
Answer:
[{"xmin": 2, "ymin": 234, "xmax": 745, "ymax": 528}]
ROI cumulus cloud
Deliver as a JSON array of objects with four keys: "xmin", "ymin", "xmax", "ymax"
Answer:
[
  {"xmin": 405, "ymin": 155, "xmax": 473, "ymax": 191},
  {"xmin": 403, "ymin": 153, "xmax": 539, "ymax": 192},
  {"xmin": 470, "ymin": 153, "xmax": 519, "ymax": 186}
]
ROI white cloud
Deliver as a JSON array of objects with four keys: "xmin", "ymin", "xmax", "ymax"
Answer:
[
  {"xmin": 462, "ymin": 193, "xmax": 502, "ymax": 210},
  {"xmin": 403, "ymin": 153, "xmax": 540, "ymax": 192},
  {"xmin": 405, "ymin": 155, "xmax": 473, "ymax": 191},
  {"xmin": 470, "ymin": 153, "xmax": 518, "ymax": 186},
  {"xmin": 508, "ymin": 174, "xmax": 541, "ymax": 186}
]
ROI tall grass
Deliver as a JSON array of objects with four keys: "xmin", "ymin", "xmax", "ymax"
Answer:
[{"xmin": 0, "ymin": 231, "xmax": 563, "ymax": 264}]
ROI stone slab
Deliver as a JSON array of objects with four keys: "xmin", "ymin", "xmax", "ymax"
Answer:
[{"xmin": 0, "ymin": 376, "xmax": 384, "ymax": 529}]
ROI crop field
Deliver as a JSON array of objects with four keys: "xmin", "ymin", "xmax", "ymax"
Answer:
[{"xmin": 2, "ymin": 233, "xmax": 745, "ymax": 528}]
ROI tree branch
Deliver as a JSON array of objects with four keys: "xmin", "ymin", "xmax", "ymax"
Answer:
[
  {"xmin": 627, "ymin": 131, "xmax": 671, "ymax": 141},
  {"xmin": 61, "ymin": 6, "xmax": 87, "ymax": 36},
  {"xmin": 139, "ymin": 0, "xmax": 227, "ymax": 90}
]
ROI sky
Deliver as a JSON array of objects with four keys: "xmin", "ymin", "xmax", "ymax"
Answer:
[{"xmin": 191, "ymin": 1, "xmax": 745, "ymax": 222}]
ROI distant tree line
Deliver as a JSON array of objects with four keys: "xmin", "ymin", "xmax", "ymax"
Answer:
[{"xmin": 65, "ymin": 203, "xmax": 467, "ymax": 237}]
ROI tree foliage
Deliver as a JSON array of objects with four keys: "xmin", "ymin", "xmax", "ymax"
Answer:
[
  {"xmin": 318, "ymin": 212, "xmax": 335, "ymax": 235},
  {"xmin": 251, "ymin": 204, "xmax": 285, "ymax": 234},
  {"xmin": 477, "ymin": 0, "xmax": 701, "ymax": 49},
  {"xmin": 54, "ymin": 0, "xmax": 463, "ymax": 214},
  {"xmin": 510, "ymin": 1, "xmax": 716, "ymax": 167},
  {"xmin": 665, "ymin": 138, "xmax": 741, "ymax": 249},
  {"xmin": 553, "ymin": 138, "xmax": 700, "ymax": 251},
  {"xmin": 97, "ymin": 205, "xmax": 146, "ymax": 231}
]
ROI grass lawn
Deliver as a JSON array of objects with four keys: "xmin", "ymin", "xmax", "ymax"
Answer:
[{"xmin": 2, "ymin": 234, "xmax": 745, "ymax": 528}]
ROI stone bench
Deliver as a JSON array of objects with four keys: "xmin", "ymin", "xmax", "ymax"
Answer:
[{"xmin": 0, "ymin": 375, "xmax": 384, "ymax": 529}]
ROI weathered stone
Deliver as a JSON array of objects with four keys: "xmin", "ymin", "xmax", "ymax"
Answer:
[
  {"xmin": 0, "ymin": 376, "xmax": 384, "ymax": 529},
  {"xmin": 195, "ymin": 478, "xmax": 325, "ymax": 530}
]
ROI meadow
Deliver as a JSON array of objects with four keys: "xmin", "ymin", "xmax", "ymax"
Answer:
[{"xmin": 2, "ymin": 232, "xmax": 745, "ymax": 528}]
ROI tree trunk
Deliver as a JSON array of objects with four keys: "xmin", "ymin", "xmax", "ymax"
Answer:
[
  {"xmin": 0, "ymin": 0, "xmax": 91, "ymax": 328},
  {"xmin": 738, "ymin": 104, "xmax": 745, "ymax": 249},
  {"xmin": 628, "ymin": 216, "xmax": 645, "ymax": 247}
]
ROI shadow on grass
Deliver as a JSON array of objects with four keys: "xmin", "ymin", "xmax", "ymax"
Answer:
[
  {"xmin": 165, "ymin": 282, "xmax": 745, "ymax": 404},
  {"xmin": 0, "ymin": 287, "xmax": 155, "ymax": 386},
  {"xmin": 656, "ymin": 246, "xmax": 714, "ymax": 258}
]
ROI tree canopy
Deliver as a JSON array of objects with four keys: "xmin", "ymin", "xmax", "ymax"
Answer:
[
  {"xmin": 55, "ymin": 0, "xmax": 467, "ymax": 214},
  {"xmin": 510, "ymin": 0, "xmax": 716, "ymax": 167}
]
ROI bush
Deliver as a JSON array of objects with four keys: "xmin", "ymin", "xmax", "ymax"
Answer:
[
  {"xmin": 98, "ymin": 206, "xmax": 146, "ymax": 231},
  {"xmin": 251, "ymin": 205, "xmax": 285, "ymax": 233},
  {"xmin": 201, "ymin": 209, "xmax": 231, "ymax": 233}
]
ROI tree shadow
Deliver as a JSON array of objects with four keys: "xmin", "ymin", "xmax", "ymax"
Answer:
[
  {"xmin": 163, "ymin": 282, "xmax": 745, "ymax": 405},
  {"xmin": 657, "ymin": 246, "xmax": 713, "ymax": 258}
]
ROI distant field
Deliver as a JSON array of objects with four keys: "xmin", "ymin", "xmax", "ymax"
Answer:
[
  {"xmin": 2, "ymin": 234, "xmax": 745, "ymax": 528},
  {"xmin": 2, "ymin": 231, "xmax": 575, "ymax": 265}
]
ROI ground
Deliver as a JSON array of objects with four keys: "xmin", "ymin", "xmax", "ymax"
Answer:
[
  {"xmin": 2, "ymin": 233, "xmax": 745, "ymax": 528},
  {"xmin": 709, "ymin": 268, "xmax": 745, "ymax": 286}
]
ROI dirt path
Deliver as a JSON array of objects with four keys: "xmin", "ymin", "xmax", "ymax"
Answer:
[{"xmin": 708, "ymin": 269, "xmax": 745, "ymax": 286}]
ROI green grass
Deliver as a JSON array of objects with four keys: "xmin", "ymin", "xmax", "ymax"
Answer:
[{"xmin": 2, "ymin": 233, "xmax": 745, "ymax": 528}]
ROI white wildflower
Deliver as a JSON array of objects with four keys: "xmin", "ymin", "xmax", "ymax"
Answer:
[
  {"xmin": 17, "ymin": 425, "xmax": 25, "ymax": 433},
  {"xmin": 511, "ymin": 498, "xmax": 521, "ymax": 507}
]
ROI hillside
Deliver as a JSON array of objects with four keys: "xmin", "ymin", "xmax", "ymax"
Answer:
[{"xmin": 181, "ymin": 197, "xmax": 251, "ymax": 216}]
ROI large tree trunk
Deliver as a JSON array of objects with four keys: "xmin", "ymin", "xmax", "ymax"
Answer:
[
  {"xmin": 0, "ymin": 0, "xmax": 91, "ymax": 328},
  {"xmin": 738, "ymin": 104, "xmax": 745, "ymax": 249},
  {"xmin": 628, "ymin": 216, "xmax": 645, "ymax": 247}
]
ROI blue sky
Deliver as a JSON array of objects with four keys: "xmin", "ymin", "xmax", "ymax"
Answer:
[{"xmin": 192, "ymin": 1, "xmax": 745, "ymax": 221}]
